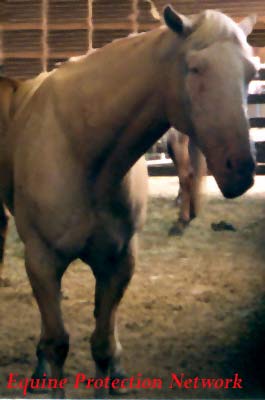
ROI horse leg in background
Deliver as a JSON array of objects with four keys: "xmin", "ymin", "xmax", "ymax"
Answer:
[
  {"xmin": 25, "ymin": 234, "xmax": 69, "ymax": 398},
  {"xmin": 188, "ymin": 138, "xmax": 206, "ymax": 221},
  {"xmin": 90, "ymin": 237, "xmax": 136, "ymax": 398},
  {"xmin": 0, "ymin": 202, "xmax": 10, "ymax": 287},
  {"xmin": 167, "ymin": 130, "xmax": 194, "ymax": 235}
]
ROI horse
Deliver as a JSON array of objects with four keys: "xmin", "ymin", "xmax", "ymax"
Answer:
[
  {"xmin": 167, "ymin": 128, "xmax": 206, "ymax": 235},
  {"xmin": 0, "ymin": 6, "xmax": 256, "ymax": 398}
]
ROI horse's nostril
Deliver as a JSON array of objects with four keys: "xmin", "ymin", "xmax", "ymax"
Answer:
[
  {"xmin": 226, "ymin": 157, "xmax": 255, "ymax": 175},
  {"xmin": 240, "ymin": 158, "xmax": 256, "ymax": 175},
  {"xmin": 226, "ymin": 159, "xmax": 233, "ymax": 170}
]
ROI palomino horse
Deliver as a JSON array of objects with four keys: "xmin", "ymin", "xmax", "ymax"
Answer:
[
  {"xmin": 0, "ymin": 6, "xmax": 256, "ymax": 397},
  {"xmin": 167, "ymin": 128, "xmax": 206, "ymax": 235}
]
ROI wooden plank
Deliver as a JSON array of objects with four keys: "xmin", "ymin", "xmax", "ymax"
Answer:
[
  {"xmin": 93, "ymin": 0, "xmax": 132, "ymax": 26},
  {"xmin": 248, "ymin": 30, "xmax": 265, "ymax": 47},
  {"xmin": 259, "ymin": 69, "xmax": 265, "ymax": 80},
  {"xmin": 148, "ymin": 162, "xmax": 265, "ymax": 176},
  {"xmin": 3, "ymin": 0, "xmax": 42, "ymax": 23},
  {"xmin": 153, "ymin": 1, "xmax": 265, "ymax": 16},
  {"xmin": 3, "ymin": 58, "xmax": 42, "ymax": 79},
  {"xmin": 2, "ymin": 30, "xmax": 42, "ymax": 53},
  {"xmin": 250, "ymin": 118, "xmax": 265, "ymax": 128},
  {"xmin": 3, "ymin": 52, "xmax": 44, "ymax": 59},
  {"xmin": 1, "ymin": 22, "xmax": 138, "ymax": 31},
  {"xmin": 248, "ymin": 94, "xmax": 265, "ymax": 104},
  {"xmin": 48, "ymin": 30, "xmax": 88, "ymax": 53},
  {"xmin": 253, "ymin": 69, "xmax": 265, "ymax": 80},
  {"xmin": 48, "ymin": 0, "xmax": 87, "ymax": 23},
  {"xmin": 93, "ymin": 29, "xmax": 132, "ymax": 48},
  {"xmin": 3, "ymin": 51, "xmax": 85, "ymax": 59},
  {"xmin": 256, "ymin": 164, "xmax": 265, "ymax": 174},
  {"xmin": 256, "ymin": 141, "xmax": 265, "ymax": 163},
  {"xmin": 1, "ymin": 0, "xmax": 265, "ymax": 81},
  {"xmin": 2, "ymin": 19, "xmax": 265, "ymax": 32}
]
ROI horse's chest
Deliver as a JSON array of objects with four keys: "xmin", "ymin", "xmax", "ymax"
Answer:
[
  {"xmin": 45, "ymin": 199, "xmax": 134, "ymax": 265},
  {"xmin": 69, "ymin": 197, "xmax": 135, "ymax": 268}
]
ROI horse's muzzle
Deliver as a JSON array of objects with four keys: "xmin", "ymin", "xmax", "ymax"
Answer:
[{"xmin": 220, "ymin": 172, "xmax": 255, "ymax": 199}]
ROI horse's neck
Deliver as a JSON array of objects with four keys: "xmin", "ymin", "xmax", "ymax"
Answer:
[{"xmin": 78, "ymin": 29, "xmax": 173, "ymax": 197}]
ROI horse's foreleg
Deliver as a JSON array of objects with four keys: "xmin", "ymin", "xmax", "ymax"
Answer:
[
  {"xmin": 0, "ymin": 203, "xmax": 9, "ymax": 286},
  {"xmin": 90, "ymin": 238, "xmax": 136, "ymax": 398},
  {"xmin": 188, "ymin": 139, "xmax": 206, "ymax": 220},
  {"xmin": 167, "ymin": 131, "xmax": 192, "ymax": 235},
  {"xmin": 25, "ymin": 235, "xmax": 69, "ymax": 398}
]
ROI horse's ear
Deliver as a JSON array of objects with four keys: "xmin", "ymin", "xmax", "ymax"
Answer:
[
  {"xmin": 164, "ymin": 5, "xmax": 192, "ymax": 36},
  {"xmin": 238, "ymin": 14, "xmax": 257, "ymax": 37}
]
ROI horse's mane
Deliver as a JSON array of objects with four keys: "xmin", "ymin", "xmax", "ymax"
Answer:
[
  {"xmin": 187, "ymin": 10, "xmax": 251, "ymax": 53},
  {"xmin": 56, "ymin": 10, "xmax": 252, "ymax": 71}
]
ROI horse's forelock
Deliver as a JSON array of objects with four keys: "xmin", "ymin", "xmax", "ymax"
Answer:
[{"xmin": 186, "ymin": 10, "xmax": 251, "ymax": 54}]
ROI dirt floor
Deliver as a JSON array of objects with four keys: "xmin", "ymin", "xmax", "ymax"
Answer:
[{"xmin": 0, "ymin": 176, "xmax": 265, "ymax": 399}]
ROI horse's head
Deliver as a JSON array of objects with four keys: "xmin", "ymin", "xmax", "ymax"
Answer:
[
  {"xmin": 0, "ymin": 76, "xmax": 20, "ymax": 133},
  {"xmin": 164, "ymin": 6, "xmax": 257, "ymax": 198}
]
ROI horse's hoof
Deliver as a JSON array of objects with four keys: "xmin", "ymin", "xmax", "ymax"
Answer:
[
  {"xmin": 109, "ymin": 373, "xmax": 130, "ymax": 396},
  {"xmin": 95, "ymin": 388, "xmax": 108, "ymax": 399},
  {"xmin": 53, "ymin": 389, "xmax": 66, "ymax": 399},
  {"xmin": 27, "ymin": 386, "xmax": 49, "ymax": 394},
  {"xmin": 0, "ymin": 277, "xmax": 11, "ymax": 287},
  {"xmin": 109, "ymin": 384, "xmax": 129, "ymax": 396},
  {"xmin": 27, "ymin": 360, "xmax": 51, "ymax": 393},
  {"xmin": 168, "ymin": 220, "xmax": 189, "ymax": 236},
  {"xmin": 168, "ymin": 225, "xmax": 183, "ymax": 236}
]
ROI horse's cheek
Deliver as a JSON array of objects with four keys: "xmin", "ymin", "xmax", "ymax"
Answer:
[
  {"xmin": 186, "ymin": 75, "xmax": 207, "ymax": 119},
  {"xmin": 186, "ymin": 75, "xmax": 205, "ymax": 105}
]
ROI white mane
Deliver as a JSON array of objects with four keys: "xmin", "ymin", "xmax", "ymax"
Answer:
[{"xmin": 187, "ymin": 10, "xmax": 252, "ymax": 55}]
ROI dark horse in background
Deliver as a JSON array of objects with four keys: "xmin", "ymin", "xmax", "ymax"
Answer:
[
  {"xmin": 0, "ymin": 6, "xmax": 256, "ymax": 398},
  {"xmin": 167, "ymin": 128, "xmax": 206, "ymax": 235}
]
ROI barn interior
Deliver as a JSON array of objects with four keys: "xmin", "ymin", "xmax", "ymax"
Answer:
[{"xmin": 0, "ymin": 1, "xmax": 265, "ymax": 399}]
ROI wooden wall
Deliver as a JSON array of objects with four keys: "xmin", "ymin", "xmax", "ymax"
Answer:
[{"xmin": 0, "ymin": 0, "xmax": 265, "ymax": 79}]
